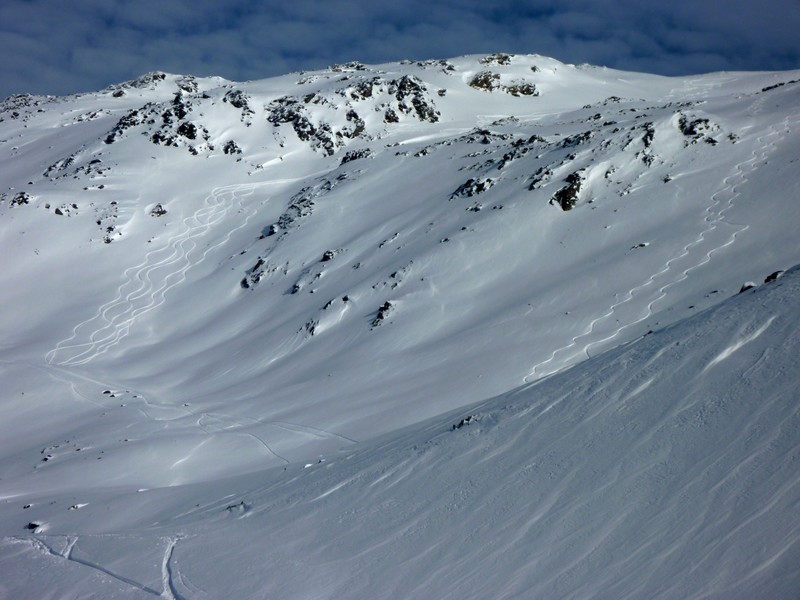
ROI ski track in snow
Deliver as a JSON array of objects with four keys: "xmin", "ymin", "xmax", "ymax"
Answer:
[
  {"xmin": 196, "ymin": 412, "xmax": 358, "ymax": 463},
  {"xmin": 9, "ymin": 535, "xmax": 164, "ymax": 596},
  {"xmin": 162, "ymin": 536, "xmax": 185, "ymax": 600},
  {"xmin": 524, "ymin": 109, "xmax": 797, "ymax": 383},
  {"xmin": 196, "ymin": 413, "xmax": 292, "ymax": 465},
  {"xmin": 8, "ymin": 534, "xmax": 197, "ymax": 599},
  {"xmin": 44, "ymin": 183, "xmax": 262, "ymax": 367}
]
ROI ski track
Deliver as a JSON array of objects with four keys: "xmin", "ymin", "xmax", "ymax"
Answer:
[
  {"xmin": 162, "ymin": 536, "xmax": 183, "ymax": 600},
  {"xmin": 197, "ymin": 411, "xmax": 359, "ymax": 462},
  {"xmin": 8, "ymin": 535, "xmax": 163, "ymax": 596},
  {"xmin": 45, "ymin": 183, "xmax": 262, "ymax": 367},
  {"xmin": 524, "ymin": 109, "xmax": 796, "ymax": 383},
  {"xmin": 196, "ymin": 413, "xmax": 291, "ymax": 465},
  {"xmin": 12, "ymin": 534, "xmax": 192, "ymax": 599}
]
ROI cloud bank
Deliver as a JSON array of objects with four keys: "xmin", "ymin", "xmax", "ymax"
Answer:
[{"xmin": 1, "ymin": 0, "xmax": 799, "ymax": 98}]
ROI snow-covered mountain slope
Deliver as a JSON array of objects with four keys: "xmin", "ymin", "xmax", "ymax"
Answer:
[
  {"xmin": 0, "ymin": 53, "xmax": 798, "ymax": 597},
  {"xmin": 3, "ymin": 253, "xmax": 799, "ymax": 600}
]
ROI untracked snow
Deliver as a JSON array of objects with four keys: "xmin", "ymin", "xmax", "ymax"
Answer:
[{"xmin": 0, "ymin": 54, "xmax": 798, "ymax": 598}]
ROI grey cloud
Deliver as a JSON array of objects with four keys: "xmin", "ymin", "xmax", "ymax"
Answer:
[{"xmin": 1, "ymin": 0, "xmax": 798, "ymax": 99}]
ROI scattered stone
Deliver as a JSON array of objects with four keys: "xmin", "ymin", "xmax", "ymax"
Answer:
[
  {"xmin": 528, "ymin": 166, "xmax": 553, "ymax": 190},
  {"xmin": 451, "ymin": 177, "xmax": 495, "ymax": 199},
  {"xmin": 340, "ymin": 148, "xmax": 373, "ymax": 165},
  {"xmin": 371, "ymin": 301, "xmax": 394, "ymax": 327},
  {"xmin": 225, "ymin": 500, "xmax": 249, "ymax": 514},
  {"xmin": 452, "ymin": 415, "xmax": 475, "ymax": 430},
  {"xmin": 480, "ymin": 53, "xmax": 513, "ymax": 66},
  {"xmin": 561, "ymin": 131, "xmax": 592, "ymax": 147},
  {"xmin": 760, "ymin": 78, "xmax": 800, "ymax": 92},
  {"xmin": 149, "ymin": 203, "xmax": 167, "ymax": 217},
  {"xmin": 739, "ymin": 282, "xmax": 757, "ymax": 293}
]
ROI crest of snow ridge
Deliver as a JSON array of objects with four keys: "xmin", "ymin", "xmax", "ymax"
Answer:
[
  {"xmin": 98, "ymin": 64, "xmax": 443, "ymax": 158},
  {"xmin": 5, "ymin": 51, "xmax": 775, "ymax": 266}
]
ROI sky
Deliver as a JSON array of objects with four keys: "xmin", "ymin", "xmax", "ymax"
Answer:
[{"xmin": 1, "ymin": 0, "xmax": 799, "ymax": 99}]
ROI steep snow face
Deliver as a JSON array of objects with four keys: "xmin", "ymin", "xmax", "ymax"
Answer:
[
  {"xmin": 0, "ymin": 54, "xmax": 798, "ymax": 475},
  {"xmin": 2, "ymin": 260, "xmax": 799, "ymax": 600},
  {"xmin": 0, "ymin": 53, "xmax": 798, "ymax": 471},
  {"xmin": 0, "ymin": 55, "xmax": 799, "ymax": 595}
]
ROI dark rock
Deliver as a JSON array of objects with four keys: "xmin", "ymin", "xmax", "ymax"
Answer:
[
  {"xmin": 505, "ymin": 82, "xmax": 538, "ymax": 97},
  {"xmin": 764, "ymin": 270, "xmax": 784, "ymax": 283},
  {"xmin": 452, "ymin": 415, "xmax": 475, "ymax": 430},
  {"xmin": 678, "ymin": 114, "xmax": 713, "ymax": 139},
  {"xmin": 761, "ymin": 78, "xmax": 800, "ymax": 92},
  {"xmin": 451, "ymin": 177, "xmax": 494, "ymax": 199},
  {"xmin": 480, "ymin": 53, "xmax": 513, "ymax": 65},
  {"xmin": 528, "ymin": 166, "xmax": 553, "ymax": 190},
  {"xmin": 469, "ymin": 71, "xmax": 501, "ymax": 92},
  {"xmin": 266, "ymin": 96, "xmax": 339, "ymax": 155},
  {"xmin": 127, "ymin": 72, "xmax": 166, "ymax": 89},
  {"xmin": 10, "ymin": 192, "xmax": 30, "ymax": 206},
  {"xmin": 371, "ymin": 301, "xmax": 394, "ymax": 327},
  {"xmin": 642, "ymin": 122, "xmax": 655, "ymax": 148},
  {"xmin": 349, "ymin": 77, "xmax": 380, "ymax": 100},
  {"xmin": 384, "ymin": 108, "xmax": 399, "ymax": 123},
  {"xmin": 330, "ymin": 61, "xmax": 366, "ymax": 72},
  {"xmin": 390, "ymin": 75, "xmax": 439, "ymax": 122},
  {"xmin": 225, "ymin": 500, "xmax": 249, "ymax": 514},
  {"xmin": 223, "ymin": 89, "xmax": 251, "ymax": 111},
  {"xmin": 176, "ymin": 122, "xmax": 197, "ymax": 140},
  {"xmin": 340, "ymin": 148, "xmax": 373, "ymax": 165},
  {"xmin": 551, "ymin": 172, "xmax": 583, "ymax": 211},
  {"xmin": 222, "ymin": 140, "xmax": 242, "ymax": 155},
  {"xmin": 345, "ymin": 109, "xmax": 366, "ymax": 136},
  {"xmin": 104, "ymin": 108, "xmax": 145, "ymax": 144},
  {"xmin": 176, "ymin": 76, "xmax": 198, "ymax": 93},
  {"xmin": 149, "ymin": 203, "xmax": 167, "ymax": 217},
  {"xmin": 561, "ymin": 131, "xmax": 592, "ymax": 148}
]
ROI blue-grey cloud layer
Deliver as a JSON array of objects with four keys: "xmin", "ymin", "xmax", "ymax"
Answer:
[{"xmin": 2, "ymin": 0, "xmax": 799, "ymax": 98}]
